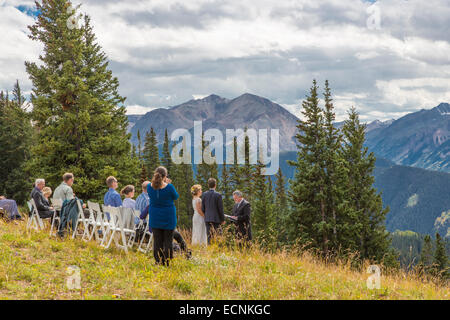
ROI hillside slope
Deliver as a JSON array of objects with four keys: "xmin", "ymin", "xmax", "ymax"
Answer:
[{"xmin": 0, "ymin": 220, "xmax": 448, "ymax": 300}]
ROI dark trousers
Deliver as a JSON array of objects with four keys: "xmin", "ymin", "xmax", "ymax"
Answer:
[
  {"xmin": 206, "ymin": 222, "xmax": 222, "ymax": 244},
  {"xmin": 152, "ymin": 228, "xmax": 174, "ymax": 266}
]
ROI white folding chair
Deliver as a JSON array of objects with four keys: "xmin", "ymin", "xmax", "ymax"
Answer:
[
  {"xmin": 138, "ymin": 216, "xmax": 153, "ymax": 254},
  {"xmin": 72, "ymin": 200, "xmax": 90, "ymax": 240},
  {"xmin": 121, "ymin": 207, "xmax": 141, "ymax": 248},
  {"xmin": 103, "ymin": 207, "xmax": 135, "ymax": 253},
  {"xmin": 87, "ymin": 201, "xmax": 108, "ymax": 242},
  {"xmin": 50, "ymin": 198, "xmax": 62, "ymax": 237},
  {"xmin": 27, "ymin": 199, "xmax": 46, "ymax": 231}
]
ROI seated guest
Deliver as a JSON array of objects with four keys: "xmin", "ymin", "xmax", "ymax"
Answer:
[
  {"xmin": 54, "ymin": 173, "xmax": 75, "ymax": 201},
  {"xmin": 135, "ymin": 181, "xmax": 150, "ymax": 213},
  {"xmin": 42, "ymin": 187, "xmax": 52, "ymax": 202},
  {"xmin": 0, "ymin": 196, "xmax": 21, "ymax": 220},
  {"xmin": 30, "ymin": 179, "xmax": 54, "ymax": 219},
  {"xmin": 103, "ymin": 176, "xmax": 122, "ymax": 220},
  {"xmin": 121, "ymin": 185, "xmax": 136, "ymax": 209}
]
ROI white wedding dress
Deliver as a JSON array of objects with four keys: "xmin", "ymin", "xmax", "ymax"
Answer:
[{"xmin": 191, "ymin": 198, "xmax": 207, "ymax": 246}]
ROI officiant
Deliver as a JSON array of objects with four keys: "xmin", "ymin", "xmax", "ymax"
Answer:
[{"xmin": 229, "ymin": 190, "xmax": 252, "ymax": 243}]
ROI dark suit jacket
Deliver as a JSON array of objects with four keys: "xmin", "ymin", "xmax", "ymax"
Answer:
[
  {"xmin": 201, "ymin": 189, "xmax": 224, "ymax": 224},
  {"xmin": 232, "ymin": 199, "xmax": 252, "ymax": 241},
  {"xmin": 30, "ymin": 187, "xmax": 52, "ymax": 215}
]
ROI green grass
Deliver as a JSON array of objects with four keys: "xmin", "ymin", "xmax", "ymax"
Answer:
[{"xmin": 0, "ymin": 218, "xmax": 448, "ymax": 300}]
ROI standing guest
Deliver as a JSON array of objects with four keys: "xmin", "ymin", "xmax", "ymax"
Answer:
[
  {"xmin": 121, "ymin": 185, "xmax": 136, "ymax": 209},
  {"xmin": 191, "ymin": 184, "xmax": 207, "ymax": 246},
  {"xmin": 54, "ymin": 173, "xmax": 75, "ymax": 201},
  {"xmin": 147, "ymin": 166, "xmax": 179, "ymax": 266},
  {"xmin": 103, "ymin": 176, "xmax": 122, "ymax": 220},
  {"xmin": 230, "ymin": 190, "xmax": 252, "ymax": 243},
  {"xmin": 30, "ymin": 179, "xmax": 54, "ymax": 219},
  {"xmin": 201, "ymin": 178, "xmax": 225, "ymax": 244},
  {"xmin": 135, "ymin": 181, "xmax": 150, "ymax": 213}
]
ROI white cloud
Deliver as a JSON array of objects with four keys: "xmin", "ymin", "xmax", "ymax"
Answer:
[{"xmin": 0, "ymin": 0, "xmax": 449, "ymax": 121}]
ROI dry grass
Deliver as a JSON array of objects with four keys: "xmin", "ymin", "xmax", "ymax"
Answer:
[{"xmin": 0, "ymin": 218, "xmax": 448, "ymax": 300}]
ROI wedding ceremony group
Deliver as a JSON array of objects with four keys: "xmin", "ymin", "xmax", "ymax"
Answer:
[{"xmin": 0, "ymin": 166, "xmax": 252, "ymax": 267}]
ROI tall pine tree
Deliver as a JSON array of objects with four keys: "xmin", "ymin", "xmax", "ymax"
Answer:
[
  {"xmin": 342, "ymin": 107, "xmax": 390, "ymax": 261},
  {"xmin": 287, "ymin": 80, "xmax": 329, "ymax": 253},
  {"xmin": 25, "ymin": 1, "xmax": 139, "ymax": 200},
  {"xmin": 143, "ymin": 127, "xmax": 160, "ymax": 175}
]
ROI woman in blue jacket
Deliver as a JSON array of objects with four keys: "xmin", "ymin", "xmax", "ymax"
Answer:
[{"xmin": 146, "ymin": 166, "xmax": 179, "ymax": 266}]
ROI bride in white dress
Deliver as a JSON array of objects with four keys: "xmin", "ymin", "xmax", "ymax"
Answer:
[{"xmin": 191, "ymin": 185, "xmax": 207, "ymax": 246}]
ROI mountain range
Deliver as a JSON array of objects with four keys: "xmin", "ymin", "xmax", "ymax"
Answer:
[
  {"xmin": 127, "ymin": 94, "xmax": 450, "ymax": 237},
  {"xmin": 128, "ymin": 94, "xmax": 449, "ymax": 173}
]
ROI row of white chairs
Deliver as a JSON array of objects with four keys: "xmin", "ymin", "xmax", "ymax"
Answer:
[{"xmin": 26, "ymin": 198, "xmax": 153, "ymax": 254}]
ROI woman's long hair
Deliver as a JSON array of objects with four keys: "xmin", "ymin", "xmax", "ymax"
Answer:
[{"xmin": 151, "ymin": 166, "xmax": 168, "ymax": 190}]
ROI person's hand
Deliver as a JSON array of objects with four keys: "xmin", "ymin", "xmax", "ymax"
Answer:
[
  {"xmin": 82, "ymin": 204, "xmax": 86, "ymax": 209},
  {"xmin": 165, "ymin": 177, "xmax": 172, "ymax": 184},
  {"xmin": 0, "ymin": 196, "xmax": 5, "ymax": 200},
  {"xmin": 50, "ymin": 206, "xmax": 54, "ymax": 210},
  {"xmin": 232, "ymin": 216, "xmax": 237, "ymax": 220},
  {"xmin": 221, "ymin": 221, "xmax": 225, "ymax": 225}
]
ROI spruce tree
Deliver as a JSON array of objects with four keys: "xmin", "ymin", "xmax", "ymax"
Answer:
[
  {"xmin": 287, "ymin": 80, "xmax": 328, "ymax": 253},
  {"xmin": 170, "ymin": 138, "xmax": 194, "ymax": 228},
  {"xmin": 252, "ymin": 156, "xmax": 275, "ymax": 247},
  {"xmin": 418, "ymin": 235, "xmax": 433, "ymax": 274},
  {"xmin": 137, "ymin": 129, "xmax": 142, "ymax": 161},
  {"xmin": 0, "ymin": 82, "xmax": 33, "ymax": 204},
  {"xmin": 322, "ymin": 80, "xmax": 352, "ymax": 253},
  {"xmin": 433, "ymin": 233, "xmax": 449, "ymax": 279},
  {"xmin": 274, "ymin": 167, "xmax": 288, "ymax": 243},
  {"xmin": 143, "ymin": 127, "xmax": 160, "ymax": 174},
  {"xmin": 196, "ymin": 131, "xmax": 218, "ymax": 191},
  {"xmin": 342, "ymin": 107, "xmax": 390, "ymax": 261},
  {"xmin": 220, "ymin": 164, "xmax": 234, "ymax": 214},
  {"xmin": 229, "ymin": 137, "xmax": 243, "ymax": 192},
  {"xmin": 161, "ymin": 129, "xmax": 173, "ymax": 174},
  {"xmin": 25, "ymin": 1, "xmax": 139, "ymax": 200}
]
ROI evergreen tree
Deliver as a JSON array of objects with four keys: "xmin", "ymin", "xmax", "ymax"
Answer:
[
  {"xmin": 161, "ymin": 129, "xmax": 173, "ymax": 174},
  {"xmin": 322, "ymin": 80, "xmax": 353, "ymax": 253},
  {"xmin": 342, "ymin": 107, "xmax": 390, "ymax": 261},
  {"xmin": 220, "ymin": 164, "xmax": 234, "ymax": 214},
  {"xmin": 0, "ymin": 82, "xmax": 33, "ymax": 204},
  {"xmin": 287, "ymin": 80, "xmax": 329, "ymax": 253},
  {"xmin": 240, "ymin": 128, "xmax": 256, "ymax": 202},
  {"xmin": 143, "ymin": 127, "xmax": 160, "ymax": 174},
  {"xmin": 139, "ymin": 164, "xmax": 148, "ymax": 184},
  {"xmin": 274, "ymin": 167, "xmax": 288, "ymax": 243},
  {"xmin": 418, "ymin": 235, "xmax": 433, "ymax": 274},
  {"xmin": 252, "ymin": 156, "xmax": 275, "ymax": 247},
  {"xmin": 433, "ymin": 233, "xmax": 449, "ymax": 279},
  {"xmin": 25, "ymin": 1, "xmax": 139, "ymax": 200},
  {"xmin": 171, "ymin": 138, "xmax": 194, "ymax": 228},
  {"xmin": 137, "ymin": 129, "xmax": 142, "ymax": 161},
  {"xmin": 196, "ymin": 131, "xmax": 218, "ymax": 191},
  {"xmin": 229, "ymin": 137, "xmax": 243, "ymax": 192}
]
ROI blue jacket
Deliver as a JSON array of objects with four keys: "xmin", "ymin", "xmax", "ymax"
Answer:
[{"xmin": 147, "ymin": 183, "xmax": 179, "ymax": 230}]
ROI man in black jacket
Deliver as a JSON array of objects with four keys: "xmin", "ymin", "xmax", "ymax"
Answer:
[
  {"xmin": 30, "ymin": 179, "xmax": 54, "ymax": 219},
  {"xmin": 230, "ymin": 190, "xmax": 252, "ymax": 243},
  {"xmin": 201, "ymin": 178, "xmax": 225, "ymax": 244}
]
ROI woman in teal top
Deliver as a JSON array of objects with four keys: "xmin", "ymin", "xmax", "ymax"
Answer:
[{"xmin": 147, "ymin": 166, "xmax": 179, "ymax": 266}]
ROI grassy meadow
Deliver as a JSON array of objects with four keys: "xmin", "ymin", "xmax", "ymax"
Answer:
[{"xmin": 0, "ymin": 216, "xmax": 448, "ymax": 300}]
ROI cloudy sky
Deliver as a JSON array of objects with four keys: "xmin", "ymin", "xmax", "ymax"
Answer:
[{"xmin": 0, "ymin": 0, "xmax": 449, "ymax": 121}]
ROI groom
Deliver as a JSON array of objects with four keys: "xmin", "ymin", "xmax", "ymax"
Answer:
[{"xmin": 202, "ymin": 178, "xmax": 225, "ymax": 244}]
